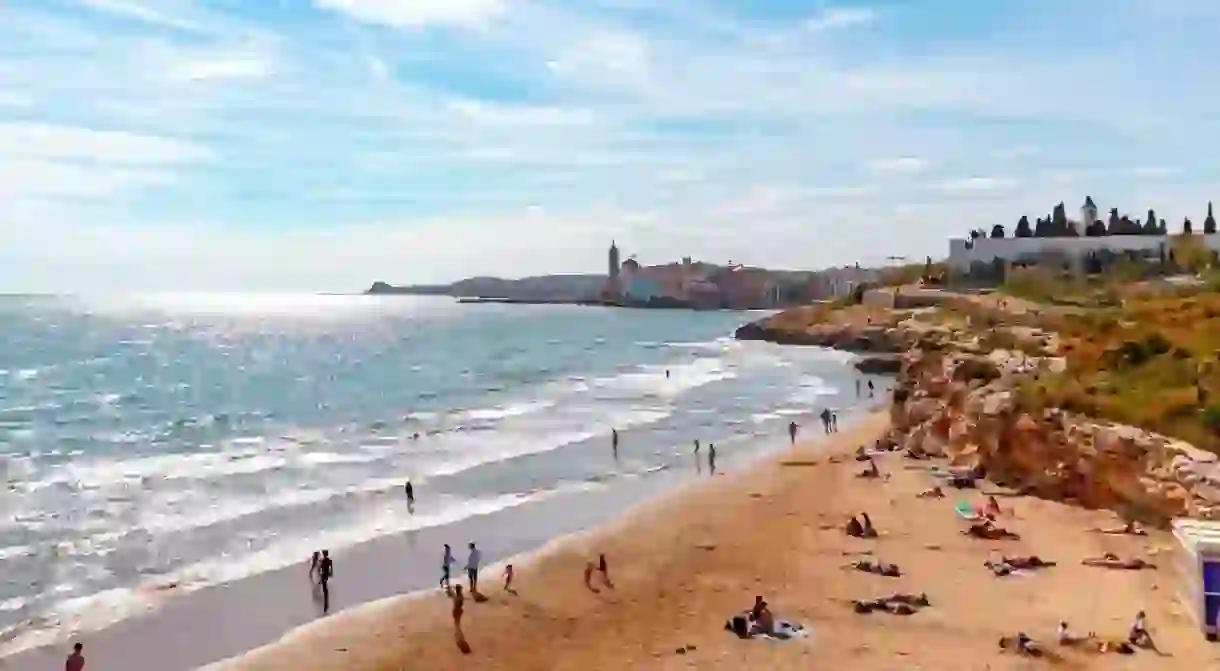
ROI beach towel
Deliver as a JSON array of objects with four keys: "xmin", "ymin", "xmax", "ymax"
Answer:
[
  {"xmin": 758, "ymin": 620, "xmax": 808, "ymax": 641},
  {"xmin": 955, "ymin": 502, "xmax": 981, "ymax": 521}
]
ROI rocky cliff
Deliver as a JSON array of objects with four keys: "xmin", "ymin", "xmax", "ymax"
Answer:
[
  {"xmin": 887, "ymin": 339, "xmax": 1220, "ymax": 525},
  {"xmin": 740, "ymin": 295, "xmax": 1220, "ymax": 524}
]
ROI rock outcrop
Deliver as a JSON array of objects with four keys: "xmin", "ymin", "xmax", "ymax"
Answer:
[{"xmin": 888, "ymin": 345, "xmax": 1220, "ymax": 524}]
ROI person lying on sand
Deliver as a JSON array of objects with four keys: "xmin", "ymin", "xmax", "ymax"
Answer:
[
  {"xmin": 985, "ymin": 555, "xmax": 1054, "ymax": 576},
  {"xmin": 917, "ymin": 485, "xmax": 944, "ymax": 499},
  {"xmin": 1081, "ymin": 553, "xmax": 1156, "ymax": 570},
  {"xmin": 845, "ymin": 559, "xmax": 901, "ymax": 577},
  {"xmin": 1093, "ymin": 520, "xmax": 1148, "ymax": 536},
  {"xmin": 854, "ymin": 446, "xmax": 870, "ymax": 462},
  {"xmin": 852, "ymin": 592, "xmax": 930, "ymax": 615},
  {"xmin": 964, "ymin": 522, "xmax": 1020, "ymax": 540}
]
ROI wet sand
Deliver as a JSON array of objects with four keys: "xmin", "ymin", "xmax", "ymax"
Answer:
[{"xmin": 207, "ymin": 412, "xmax": 1219, "ymax": 670}]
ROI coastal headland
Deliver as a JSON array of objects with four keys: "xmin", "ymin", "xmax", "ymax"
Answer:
[{"xmin": 205, "ymin": 281, "xmax": 1220, "ymax": 669}]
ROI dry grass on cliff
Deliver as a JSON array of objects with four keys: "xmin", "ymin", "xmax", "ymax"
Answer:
[{"xmin": 1020, "ymin": 293, "xmax": 1220, "ymax": 453}]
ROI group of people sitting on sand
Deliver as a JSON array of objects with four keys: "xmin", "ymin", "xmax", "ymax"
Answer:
[
  {"xmin": 1001, "ymin": 611, "xmax": 1158, "ymax": 657},
  {"xmin": 724, "ymin": 595, "xmax": 807, "ymax": 640}
]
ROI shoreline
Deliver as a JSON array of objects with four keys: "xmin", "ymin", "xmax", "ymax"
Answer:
[
  {"xmin": 2, "ymin": 397, "xmax": 881, "ymax": 671},
  {"xmin": 208, "ymin": 411, "xmax": 892, "ymax": 670},
  {"xmin": 208, "ymin": 410, "xmax": 1217, "ymax": 670}
]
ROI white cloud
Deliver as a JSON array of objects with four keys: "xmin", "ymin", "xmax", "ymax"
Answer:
[
  {"xmin": 0, "ymin": 122, "xmax": 214, "ymax": 165},
  {"xmin": 164, "ymin": 52, "xmax": 276, "ymax": 82},
  {"xmin": 0, "ymin": 92, "xmax": 31, "ymax": 108},
  {"xmin": 866, "ymin": 156, "xmax": 925, "ymax": 175},
  {"xmin": 312, "ymin": 0, "xmax": 510, "ymax": 29},
  {"xmin": 448, "ymin": 100, "xmax": 595, "ymax": 126},
  {"xmin": 803, "ymin": 7, "xmax": 877, "ymax": 32},
  {"xmin": 933, "ymin": 177, "xmax": 1019, "ymax": 194},
  {"xmin": 75, "ymin": 0, "xmax": 200, "ymax": 31},
  {"xmin": 1131, "ymin": 166, "xmax": 1180, "ymax": 177},
  {"xmin": 0, "ymin": 159, "xmax": 175, "ymax": 200},
  {"xmin": 548, "ymin": 30, "xmax": 652, "ymax": 85}
]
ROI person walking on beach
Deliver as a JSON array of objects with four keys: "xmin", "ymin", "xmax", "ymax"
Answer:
[
  {"xmin": 855, "ymin": 379, "xmax": 861, "ymax": 397},
  {"xmin": 708, "ymin": 443, "xmax": 717, "ymax": 475},
  {"xmin": 504, "ymin": 563, "xmax": 515, "ymax": 593},
  {"xmin": 466, "ymin": 542, "xmax": 482, "ymax": 594},
  {"xmin": 65, "ymin": 642, "xmax": 85, "ymax": 671},
  {"xmin": 404, "ymin": 480, "xmax": 415, "ymax": 506},
  {"xmin": 611, "ymin": 428, "xmax": 619, "ymax": 458},
  {"xmin": 451, "ymin": 584, "xmax": 465, "ymax": 633},
  {"xmin": 318, "ymin": 550, "xmax": 334, "ymax": 613},
  {"xmin": 868, "ymin": 380, "xmax": 875, "ymax": 398},
  {"xmin": 788, "ymin": 421, "xmax": 798, "ymax": 445},
  {"xmin": 598, "ymin": 553, "xmax": 613, "ymax": 587},
  {"xmin": 441, "ymin": 543, "xmax": 455, "ymax": 592},
  {"xmin": 819, "ymin": 408, "xmax": 832, "ymax": 434},
  {"xmin": 308, "ymin": 550, "xmax": 320, "ymax": 584},
  {"xmin": 830, "ymin": 411, "xmax": 839, "ymax": 433}
]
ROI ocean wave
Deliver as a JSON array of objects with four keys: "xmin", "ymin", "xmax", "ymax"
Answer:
[
  {"xmin": 459, "ymin": 399, "xmax": 557, "ymax": 422},
  {"xmin": 0, "ymin": 482, "xmax": 602, "ymax": 657}
]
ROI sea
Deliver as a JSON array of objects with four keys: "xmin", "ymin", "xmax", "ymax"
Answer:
[{"xmin": 0, "ymin": 293, "xmax": 867, "ymax": 661}]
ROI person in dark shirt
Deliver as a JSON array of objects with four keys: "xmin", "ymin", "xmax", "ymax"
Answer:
[
  {"xmin": 65, "ymin": 642, "xmax": 85, "ymax": 671},
  {"xmin": 318, "ymin": 550, "xmax": 334, "ymax": 612}
]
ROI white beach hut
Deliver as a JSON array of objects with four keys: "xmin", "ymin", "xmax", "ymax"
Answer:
[{"xmin": 1172, "ymin": 518, "xmax": 1220, "ymax": 640}]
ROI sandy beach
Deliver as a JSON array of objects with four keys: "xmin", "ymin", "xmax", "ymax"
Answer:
[{"xmin": 206, "ymin": 412, "xmax": 1220, "ymax": 670}]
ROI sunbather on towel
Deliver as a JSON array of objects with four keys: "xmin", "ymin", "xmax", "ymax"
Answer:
[
  {"xmin": 917, "ymin": 485, "xmax": 945, "ymax": 499},
  {"xmin": 1081, "ymin": 553, "xmax": 1155, "ymax": 570}
]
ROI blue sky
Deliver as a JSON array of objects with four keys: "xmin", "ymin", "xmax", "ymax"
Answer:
[{"xmin": 2, "ymin": 0, "xmax": 1219, "ymax": 292}]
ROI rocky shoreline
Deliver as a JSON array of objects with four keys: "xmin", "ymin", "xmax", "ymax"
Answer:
[{"xmin": 736, "ymin": 298, "xmax": 1220, "ymax": 525}]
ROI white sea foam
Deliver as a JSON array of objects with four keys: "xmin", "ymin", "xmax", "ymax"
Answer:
[
  {"xmin": 461, "ymin": 399, "xmax": 556, "ymax": 422},
  {"xmin": 0, "ymin": 483, "xmax": 600, "ymax": 657}
]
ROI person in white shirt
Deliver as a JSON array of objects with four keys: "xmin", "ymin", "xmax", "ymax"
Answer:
[{"xmin": 466, "ymin": 542, "xmax": 482, "ymax": 594}]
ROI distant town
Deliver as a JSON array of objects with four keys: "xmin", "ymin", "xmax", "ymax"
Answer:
[{"xmin": 367, "ymin": 241, "xmax": 885, "ymax": 310}]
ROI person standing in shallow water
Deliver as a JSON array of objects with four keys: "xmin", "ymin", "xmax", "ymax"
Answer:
[
  {"xmin": 708, "ymin": 443, "xmax": 717, "ymax": 474},
  {"xmin": 819, "ymin": 408, "xmax": 832, "ymax": 434},
  {"xmin": 466, "ymin": 542, "xmax": 482, "ymax": 594},
  {"xmin": 788, "ymin": 421, "xmax": 798, "ymax": 445},
  {"xmin": 440, "ymin": 543, "xmax": 455, "ymax": 592},
  {"xmin": 404, "ymin": 480, "xmax": 415, "ymax": 508},
  {"xmin": 611, "ymin": 428, "xmax": 619, "ymax": 459}
]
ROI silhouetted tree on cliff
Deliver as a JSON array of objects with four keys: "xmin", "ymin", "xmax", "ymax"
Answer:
[
  {"xmin": 1086, "ymin": 220, "xmax": 1107, "ymax": 236},
  {"xmin": 1143, "ymin": 209, "xmax": 1159, "ymax": 235},
  {"xmin": 1159, "ymin": 219, "xmax": 1168, "ymax": 235},
  {"xmin": 1107, "ymin": 208, "xmax": 1122, "ymax": 235},
  {"xmin": 990, "ymin": 224, "xmax": 1005, "ymax": 238},
  {"xmin": 1206, "ymin": 201, "xmax": 1217, "ymax": 234},
  {"xmin": 1014, "ymin": 216, "xmax": 1032, "ymax": 238},
  {"xmin": 1184, "ymin": 217, "xmax": 1194, "ymax": 235}
]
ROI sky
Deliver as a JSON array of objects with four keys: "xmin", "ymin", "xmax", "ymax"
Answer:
[{"xmin": 2, "ymin": 0, "xmax": 1220, "ymax": 292}]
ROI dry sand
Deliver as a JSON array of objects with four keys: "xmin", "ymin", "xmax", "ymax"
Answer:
[{"xmin": 213, "ymin": 413, "xmax": 1220, "ymax": 670}]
